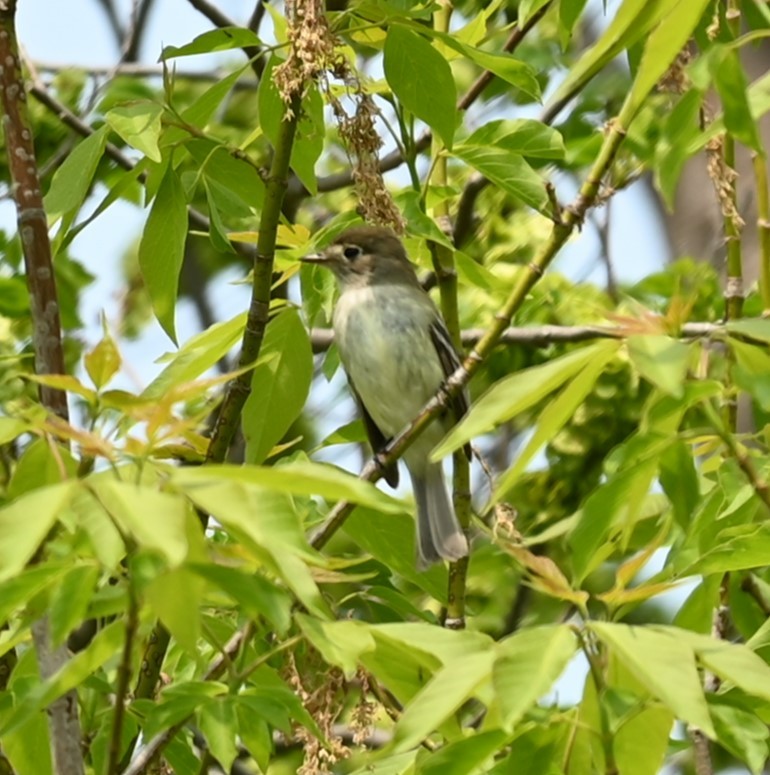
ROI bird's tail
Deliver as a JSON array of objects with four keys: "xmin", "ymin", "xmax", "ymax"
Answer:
[{"xmin": 410, "ymin": 463, "xmax": 469, "ymax": 568}]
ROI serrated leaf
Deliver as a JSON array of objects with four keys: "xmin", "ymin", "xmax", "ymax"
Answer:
[
  {"xmin": 243, "ymin": 308, "xmax": 313, "ymax": 464},
  {"xmin": 138, "ymin": 164, "xmax": 188, "ymax": 343},
  {"xmin": 105, "ymin": 102, "xmax": 163, "ymax": 162},
  {"xmin": 384, "ymin": 25, "xmax": 456, "ymax": 148}
]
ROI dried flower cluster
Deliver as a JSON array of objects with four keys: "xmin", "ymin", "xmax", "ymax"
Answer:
[
  {"xmin": 658, "ymin": 47, "xmax": 692, "ymax": 95},
  {"xmin": 273, "ymin": 0, "xmax": 342, "ymax": 114},
  {"xmin": 349, "ymin": 668, "xmax": 377, "ymax": 745},
  {"xmin": 706, "ymin": 135, "xmax": 745, "ymax": 233},
  {"xmin": 285, "ymin": 652, "xmax": 349, "ymax": 775},
  {"xmin": 331, "ymin": 92, "xmax": 406, "ymax": 232},
  {"xmin": 275, "ymin": 0, "xmax": 403, "ymax": 233}
]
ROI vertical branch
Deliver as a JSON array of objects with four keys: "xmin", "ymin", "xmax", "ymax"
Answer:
[
  {"xmin": 430, "ymin": 0, "xmax": 471, "ymax": 629},
  {"xmin": 0, "ymin": 4, "xmax": 85, "ymax": 775},
  {"xmin": 205, "ymin": 96, "xmax": 300, "ymax": 464},
  {"xmin": 753, "ymin": 151, "xmax": 770, "ymax": 314}
]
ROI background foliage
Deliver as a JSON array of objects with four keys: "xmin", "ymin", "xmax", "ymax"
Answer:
[{"xmin": 3, "ymin": 0, "xmax": 770, "ymax": 773}]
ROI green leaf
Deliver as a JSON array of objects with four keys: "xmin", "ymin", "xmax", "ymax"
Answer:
[
  {"xmin": 419, "ymin": 731, "xmax": 510, "ymax": 775},
  {"xmin": 142, "ymin": 313, "xmax": 246, "ymax": 400},
  {"xmin": 44, "ymin": 126, "xmax": 108, "ymax": 226},
  {"xmin": 389, "ymin": 651, "xmax": 495, "ymax": 753},
  {"xmin": 105, "ymin": 101, "xmax": 163, "ymax": 162},
  {"xmin": 627, "ymin": 335, "xmax": 690, "ymax": 397},
  {"xmin": 452, "ymin": 145, "xmax": 547, "ymax": 212},
  {"xmin": 730, "ymin": 339, "xmax": 770, "ymax": 410},
  {"xmin": 663, "ymin": 626, "xmax": 770, "ymax": 703},
  {"xmin": 243, "ymin": 309, "xmax": 313, "ymax": 464},
  {"xmin": 1, "ymin": 620, "xmax": 125, "ymax": 736},
  {"xmin": 710, "ymin": 700, "xmax": 769, "ymax": 775},
  {"xmin": 683, "ymin": 523, "xmax": 770, "ymax": 575},
  {"xmin": 548, "ymin": 0, "xmax": 670, "ymax": 111},
  {"xmin": 186, "ymin": 140, "xmax": 265, "ymax": 214},
  {"xmin": 343, "ymin": 508, "xmax": 448, "ymax": 602},
  {"xmin": 589, "ymin": 622, "xmax": 715, "ymax": 737},
  {"xmin": 709, "ymin": 45, "xmax": 764, "ymax": 154},
  {"xmin": 727, "ymin": 318, "xmax": 770, "ymax": 343},
  {"xmin": 434, "ymin": 34, "xmax": 540, "ymax": 101},
  {"xmin": 465, "ymin": 119, "xmax": 565, "ymax": 160},
  {"xmin": 559, "ymin": 0, "xmax": 591, "ymax": 45},
  {"xmin": 161, "ymin": 27, "xmax": 261, "ymax": 59},
  {"xmin": 173, "ymin": 475, "xmax": 329, "ymax": 617},
  {"xmin": 0, "ymin": 482, "xmax": 77, "ymax": 582},
  {"xmin": 296, "ymin": 615, "xmax": 375, "ymax": 678},
  {"xmin": 0, "ymin": 417, "xmax": 28, "ymax": 445},
  {"xmin": 189, "ymin": 563, "xmax": 291, "ymax": 634},
  {"xmin": 172, "ymin": 461, "xmax": 406, "ymax": 515},
  {"xmin": 659, "ymin": 440, "xmax": 699, "ymax": 531},
  {"xmin": 384, "ymin": 25, "xmax": 457, "ymax": 148},
  {"xmin": 613, "ymin": 704, "xmax": 674, "ymax": 775},
  {"xmin": 494, "ymin": 341, "xmax": 620, "ymax": 500},
  {"xmin": 89, "ymin": 480, "xmax": 190, "ymax": 566},
  {"xmin": 433, "ymin": 342, "xmax": 612, "ymax": 459},
  {"xmin": 48, "ymin": 563, "xmax": 99, "ymax": 648},
  {"xmin": 146, "ymin": 567, "xmax": 203, "ymax": 654},
  {"xmin": 493, "ymin": 625, "xmax": 578, "ymax": 730},
  {"xmin": 84, "ymin": 320, "xmax": 121, "ymax": 389},
  {"xmin": 198, "ymin": 697, "xmax": 239, "ymax": 774},
  {"xmin": 625, "ymin": 0, "xmax": 713, "ymax": 118},
  {"xmin": 569, "ymin": 461, "xmax": 659, "ymax": 582},
  {"xmin": 138, "ymin": 164, "xmax": 188, "ymax": 343}
]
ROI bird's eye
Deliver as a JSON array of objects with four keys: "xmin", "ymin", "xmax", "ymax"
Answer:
[{"xmin": 343, "ymin": 245, "xmax": 362, "ymax": 261}]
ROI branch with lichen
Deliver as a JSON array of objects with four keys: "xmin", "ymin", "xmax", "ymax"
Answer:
[{"xmin": 0, "ymin": 4, "xmax": 87, "ymax": 775}]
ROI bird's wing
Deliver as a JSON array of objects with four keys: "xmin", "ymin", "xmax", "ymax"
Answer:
[
  {"xmin": 429, "ymin": 318, "xmax": 471, "ymax": 459},
  {"xmin": 348, "ymin": 377, "xmax": 400, "ymax": 488}
]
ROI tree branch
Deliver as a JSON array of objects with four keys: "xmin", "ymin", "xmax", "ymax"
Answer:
[{"xmin": 308, "ymin": 322, "xmax": 722, "ymax": 353}]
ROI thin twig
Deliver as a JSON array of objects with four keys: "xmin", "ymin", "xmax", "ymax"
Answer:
[{"xmin": 308, "ymin": 322, "xmax": 722, "ymax": 353}]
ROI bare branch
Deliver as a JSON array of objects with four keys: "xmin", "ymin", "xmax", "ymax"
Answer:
[{"xmin": 309, "ymin": 322, "xmax": 722, "ymax": 353}]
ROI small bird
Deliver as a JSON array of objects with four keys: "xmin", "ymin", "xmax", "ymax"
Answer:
[{"xmin": 302, "ymin": 225, "xmax": 469, "ymax": 566}]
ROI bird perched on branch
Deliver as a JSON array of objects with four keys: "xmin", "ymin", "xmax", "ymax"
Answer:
[{"xmin": 302, "ymin": 225, "xmax": 469, "ymax": 567}]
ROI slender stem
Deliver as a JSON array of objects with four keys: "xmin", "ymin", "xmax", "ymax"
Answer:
[
  {"xmin": 752, "ymin": 151, "xmax": 770, "ymax": 313},
  {"xmin": 308, "ymin": 321, "xmax": 724, "ymax": 352},
  {"xmin": 205, "ymin": 93, "xmax": 301, "ymax": 464},
  {"xmin": 107, "ymin": 574, "xmax": 138, "ymax": 775}
]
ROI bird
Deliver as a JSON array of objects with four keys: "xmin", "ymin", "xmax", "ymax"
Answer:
[{"xmin": 302, "ymin": 225, "xmax": 469, "ymax": 567}]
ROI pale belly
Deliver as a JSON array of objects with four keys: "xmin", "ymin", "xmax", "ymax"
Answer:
[{"xmin": 333, "ymin": 284, "xmax": 447, "ymax": 452}]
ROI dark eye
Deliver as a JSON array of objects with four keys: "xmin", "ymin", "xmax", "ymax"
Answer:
[{"xmin": 343, "ymin": 245, "xmax": 362, "ymax": 260}]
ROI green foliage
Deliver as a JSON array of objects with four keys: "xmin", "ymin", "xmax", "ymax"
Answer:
[{"xmin": 4, "ymin": 1, "xmax": 770, "ymax": 774}]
